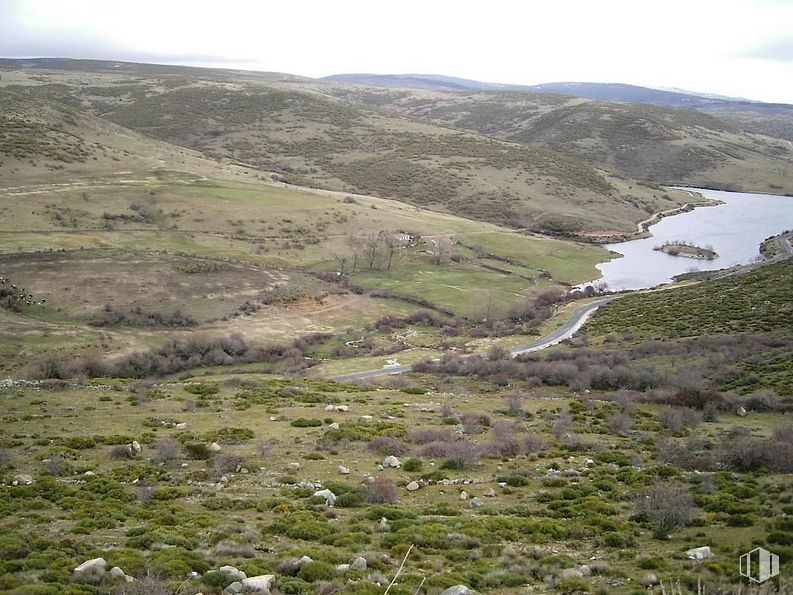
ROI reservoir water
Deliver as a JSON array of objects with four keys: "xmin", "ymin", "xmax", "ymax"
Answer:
[{"xmin": 593, "ymin": 188, "xmax": 793, "ymax": 291}]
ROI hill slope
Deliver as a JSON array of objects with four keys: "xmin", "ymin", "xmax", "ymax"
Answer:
[{"xmin": 0, "ymin": 59, "xmax": 693, "ymax": 236}]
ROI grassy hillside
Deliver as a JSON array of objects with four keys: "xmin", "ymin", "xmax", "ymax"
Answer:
[
  {"xmin": 330, "ymin": 86, "xmax": 793, "ymax": 196},
  {"xmin": 0, "ymin": 62, "xmax": 693, "ymax": 236}
]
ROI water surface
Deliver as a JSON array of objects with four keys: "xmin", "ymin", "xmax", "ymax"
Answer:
[{"xmin": 593, "ymin": 188, "xmax": 793, "ymax": 291}]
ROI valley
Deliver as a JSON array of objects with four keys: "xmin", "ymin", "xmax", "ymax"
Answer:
[{"xmin": 0, "ymin": 58, "xmax": 792, "ymax": 595}]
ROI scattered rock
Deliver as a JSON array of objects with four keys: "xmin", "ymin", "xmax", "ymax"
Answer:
[
  {"xmin": 313, "ymin": 488, "xmax": 337, "ymax": 507},
  {"xmin": 12, "ymin": 474, "xmax": 34, "ymax": 486},
  {"xmin": 469, "ymin": 497, "xmax": 482, "ymax": 508},
  {"xmin": 110, "ymin": 567, "xmax": 126, "ymax": 579},
  {"xmin": 74, "ymin": 558, "xmax": 107, "ymax": 575},
  {"xmin": 560, "ymin": 568, "xmax": 583, "ymax": 580},
  {"xmin": 405, "ymin": 481, "xmax": 420, "ymax": 492},
  {"xmin": 737, "ymin": 406, "xmax": 747, "ymax": 417},
  {"xmin": 209, "ymin": 442, "xmax": 222, "ymax": 452},
  {"xmin": 324, "ymin": 404, "xmax": 335, "ymax": 411},
  {"xmin": 686, "ymin": 546, "xmax": 714, "ymax": 561},
  {"xmin": 242, "ymin": 574, "xmax": 275, "ymax": 592},
  {"xmin": 328, "ymin": 422, "xmax": 340, "ymax": 430},
  {"xmin": 459, "ymin": 490, "xmax": 468, "ymax": 501},
  {"xmin": 336, "ymin": 405, "xmax": 349, "ymax": 412},
  {"xmin": 440, "ymin": 586, "xmax": 477, "ymax": 595},
  {"xmin": 296, "ymin": 555, "xmax": 313, "ymax": 568},
  {"xmin": 269, "ymin": 416, "xmax": 277, "ymax": 421},
  {"xmin": 131, "ymin": 440, "xmax": 141, "ymax": 453},
  {"xmin": 187, "ymin": 571, "xmax": 200, "ymax": 579},
  {"xmin": 84, "ymin": 471, "xmax": 95, "ymax": 477},
  {"xmin": 578, "ymin": 565, "xmax": 591, "ymax": 577},
  {"xmin": 359, "ymin": 415, "xmax": 374, "ymax": 423},
  {"xmin": 336, "ymin": 563, "xmax": 350, "ymax": 572},
  {"xmin": 382, "ymin": 455, "xmax": 401, "ymax": 468},
  {"xmin": 175, "ymin": 422, "xmax": 188, "ymax": 430},
  {"xmin": 338, "ymin": 465, "xmax": 350, "ymax": 474},
  {"xmin": 484, "ymin": 488, "xmax": 496, "ymax": 497},
  {"xmin": 585, "ymin": 458, "xmax": 595, "ymax": 467},
  {"xmin": 641, "ymin": 573, "xmax": 659, "ymax": 587},
  {"xmin": 378, "ymin": 517, "xmax": 390, "ymax": 532},
  {"xmin": 219, "ymin": 565, "xmax": 247, "ymax": 582},
  {"xmin": 224, "ymin": 581, "xmax": 244, "ymax": 594},
  {"xmin": 351, "ymin": 556, "xmax": 367, "ymax": 570},
  {"xmin": 285, "ymin": 462, "xmax": 301, "ymax": 471}
]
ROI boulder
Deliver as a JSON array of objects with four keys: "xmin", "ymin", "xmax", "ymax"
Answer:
[
  {"xmin": 350, "ymin": 556, "xmax": 367, "ymax": 570},
  {"xmin": 336, "ymin": 563, "xmax": 350, "ymax": 572},
  {"xmin": 225, "ymin": 582, "xmax": 244, "ymax": 594},
  {"xmin": 12, "ymin": 474, "xmax": 34, "ymax": 486},
  {"xmin": 209, "ymin": 442, "xmax": 222, "ymax": 452},
  {"xmin": 219, "ymin": 565, "xmax": 247, "ymax": 582},
  {"xmin": 641, "ymin": 573, "xmax": 659, "ymax": 587},
  {"xmin": 578, "ymin": 565, "xmax": 591, "ymax": 577},
  {"xmin": 359, "ymin": 415, "xmax": 374, "ymax": 423},
  {"xmin": 737, "ymin": 406, "xmax": 747, "ymax": 417},
  {"xmin": 175, "ymin": 422, "xmax": 188, "ymax": 430},
  {"xmin": 469, "ymin": 497, "xmax": 482, "ymax": 508},
  {"xmin": 378, "ymin": 517, "xmax": 390, "ymax": 532},
  {"xmin": 110, "ymin": 567, "xmax": 126, "ymax": 579},
  {"xmin": 484, "ymin": 488, "xmax": 496, "ymax": 497},
  {"xmin": 285, "ymin": 462, "xmax": 301, "ymax": 471},
  {"xmin": 382, "ymin": 455, "xmax": 401, "ymax": 468},
  {"xmin": 338, "ymin": 465, "xmax": 350, "ymax": 474},
  {"xmin": 295, "ymin": 555, "xmax": 313, "ymax": 568},
  {"xmin": 459, "ymin": 490, "xmax": 468, "ymax": 501},
  {"xmin": 406, "ymin": 481, "xmax": 420, "ymax": 492},
  {"xmin": 131, "ymin": 440, "xmax": 142, "ymax": 453},
  {"xmin": 336, "ymin": 405, "xmax": 349, "ymax": 412},
  {"xmin": 560, "ymin": 568, "xmax": 583, "ymax": 580},
  {"xmin": 313, "ymin": 488, "xmax": 337, "ymax": 507},
  {"xmin": 686, "ymin": 546, "xmax": 714, "ymax": 561},
  {"xmin": 328, "ymin": 422, "xmax": 340, "ymax": 430},
  {"xmin": 242, "ymin": 574, "xmax": 275, "ymax": 593},
  {"xmin": 440, "ymin": 586, "xmax": 476, "ymax": 595},
  {"xmin": 74, "ymin": 558, "xmax": 107, "ymax": 575},
  {"xmin": 325, "ymin": 404, "xmax": 336, "ymax": 411}
]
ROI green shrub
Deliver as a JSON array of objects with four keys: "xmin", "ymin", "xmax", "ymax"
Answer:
[
  {"xmin": 185, "ymin": 443, "xmax": 211, "ymax": 460},
  {"xmin": 203, "ymin": 427, "xmax": 254, "ymax": 444},
  {"xmin": 336, "ymin": 492, "xmax": 363, "ymax": 508},
  {"xmin": 290, "ymin": 418, "xmax": 322, "ymax": 428},
  {"xmin": 403, "ymin": 458, "xmax": 423, "ymax": 472},
  {"xmin": 202, "ymin": 570, "xmax": 234, "ymax": 588},
  {"xmin": 184, "ymin": 383, "xmax": 219, "ymax": 396},
  {"xmin": 297, "ymin": 560, "xmax": 337, "ymax": 582},
  {"xmin": 148, "ymin": 547, "xmax": 210, "ymax": 578}
]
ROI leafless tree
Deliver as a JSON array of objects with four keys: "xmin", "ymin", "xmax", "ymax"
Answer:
[
  {"xmin": 428, "ymin": 236, "xmax": 453, "ymax": 265},
  {"xmin": 635, "ymin": 483, "xmax": 695, "ymax": 537}
]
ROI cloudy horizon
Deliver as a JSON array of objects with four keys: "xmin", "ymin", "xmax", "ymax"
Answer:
[{"xmin": 2, "ymin": 0, "xmax": 793, "ymax": 103}]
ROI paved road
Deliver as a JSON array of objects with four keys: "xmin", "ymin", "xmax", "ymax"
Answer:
[{"xmin": 333, "ymin": 297, "xmax": 614, "ymax": 382}]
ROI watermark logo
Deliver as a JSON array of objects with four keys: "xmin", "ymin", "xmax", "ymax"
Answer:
[{"xmin": 739, "ymin": 547, "xmax": 779, "ymax": 584}]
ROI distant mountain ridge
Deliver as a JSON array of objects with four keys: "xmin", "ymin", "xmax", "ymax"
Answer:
[{"xmin": 323, "ymin": 73, "xmax": 792, "ymax": 109}]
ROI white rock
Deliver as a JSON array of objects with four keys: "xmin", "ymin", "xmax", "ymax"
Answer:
[
  {"xmin": 382, "ymin": 455, "xmax": 401, "ymax": 468},
  {"xmin": 585, "ymin": 458, "xmax": 595, "ymax": 466},
  {"xmin": 440, "ymin": 586, "xmax": 476, "ymax": 595},
  {"xmin": 406, "ymin": 481, "xmax": 420, "ymax": 492},
  {"xmin": 225, "ymin": 581, "xmax": 244, "ymax": 594},
  {"xmin": 459, "ymin": 490, "xmax": 468, "ymax": 501},
  {"xmin": 296, "ymin": 555, "xmax": 313, "ymax": 568},
  {"xmin": 269, "ymin": 416, "xmax": 277, "ymax": 421},
  {"xmin": 350, "ymin": 556, "xmax": 367, "ymax": 570},
  {"xmin": 328, "ymin": 422, "xmax": 340, "ymax": 430},
  {"xmin": 338, "ymin": 466, "xmax": 350, "ymax": 475},
  {"xmin": 131, "ymin": 441, "xmax": 141, "ymax": 453},
  {"xmin": 74, "ymin": 558, "xmax": 106, "ymax": 575},
  {"xmin": 336, "ymin": 563, "xmax": 350, "ymax": 572},
  {"xmin": 325, "ymin": 404, "xmax": 336, "ymax": 411},
  {"xmin": 469, "ymin": 497, "xmax": 482, "ymax": 508},
  {"xmin": 219, "ymin": 565, "xmax": 247, "ymax": 582},
  {"xmin": 110, "ymin": 566, "xmax": 126, "ymax": 578},
  {"xmin": 313, "ymin": 488, "xmax": 337, "ymax": 507},
  {"xmin": 378, "ymin": 517, "xmax": 390, "ymax": 531},
  {"xmin": 686, "ymin": 546, "xmax": 714, "ymax": 561},
  {"xmin": 578, "ymin": 564, "xmax": 591, "ymax": 577},
  {"xmin": 336, "ymin": 405, "xmax": 349, "ymax": 412},
  {"xmin": 285, "ymin": 462, "xmax": 301, "ymax": 471},
  {"xmin": 175, "ymin": 423, "xmax": 188, "ymax": 429},
  {"xmin": 641, "ymin": 573, "xmax": 659, "ymax": 587},
  {"xmin": 242, "ymin": 574, "xmax": 275, "ymax": 592},
  {"xmin": 484, "ymin": 488, "xmax": 496, "ymax": 497},
  {"xmin": 209, "ymin": 442, "xmax": 222, "ymax": 452},
  {"xmin": 12, "ymin": 474, "xmax": 34, "ymax": 485},
  {"xmin": 359, "ymin": 415, "xmax": 374, "ymax": 423},
  {"xmin": 737, "ymin": 406, "xmax": 747, "ymax": 417},
  {"xmin": 187, "ymin": 571, "xmax": 200, "ymax": 579},
  {"xmin": 84, "ymin": 471, "xmax": 95, "ymax": 477}
]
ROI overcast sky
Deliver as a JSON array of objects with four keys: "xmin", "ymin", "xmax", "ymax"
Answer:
[{"xmin": 2, "ymin": 0, "xmax": 793, "ymax": 103}]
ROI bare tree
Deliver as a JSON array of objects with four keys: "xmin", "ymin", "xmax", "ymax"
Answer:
[
  {"xmin": 428, "ymin": 236, "xmax": 453, "ymax": 265},
  {"xmin": 635, "ymin": 483, "xmax": 695, "ymax": 538}
]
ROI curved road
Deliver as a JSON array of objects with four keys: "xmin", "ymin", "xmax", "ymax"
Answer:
[{"xmin": 333, "ymin": 297, "xmax": 614, "ymax": 382}]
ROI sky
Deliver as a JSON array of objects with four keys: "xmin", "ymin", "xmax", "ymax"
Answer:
[{"xmin": 2, "ymin": 0, "xmax": 793, "ymax": 103}]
